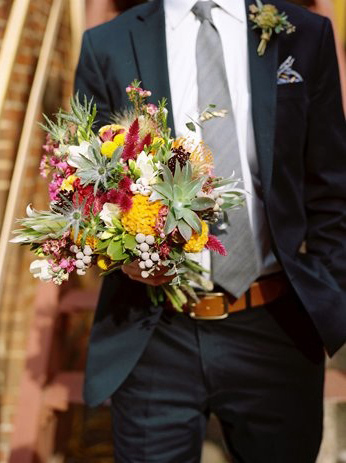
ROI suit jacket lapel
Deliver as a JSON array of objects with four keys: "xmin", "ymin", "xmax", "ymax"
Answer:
[
  {"xmin": 130, "ymin": 0, "xmax": 175, "ymax": 136},
  {"xmin": 131, "ymin": 0, "xmax": 278, "ymax": 193},
  {"xmin": 245, "ymin": 0, "xmax": 278, "ymax": 199}
]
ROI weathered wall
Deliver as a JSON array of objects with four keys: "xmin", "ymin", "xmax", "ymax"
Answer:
[{"xmin": 0, "ymin": 1, "xmax": 74, "ymax": 460}]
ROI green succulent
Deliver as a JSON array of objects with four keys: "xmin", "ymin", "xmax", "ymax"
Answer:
[{"xmin": 150, "ymin": 162, "xmax": 215, "ymax": 241}]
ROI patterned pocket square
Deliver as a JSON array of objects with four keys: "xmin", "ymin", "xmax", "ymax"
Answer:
[{"xmin": 277, "ymin": 56, "xmax": 303, "ymax": 85}]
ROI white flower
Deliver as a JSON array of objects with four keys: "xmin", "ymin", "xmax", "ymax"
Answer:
[
  {"xmin": 136, "ymin": 151, "xmax": 157, "ymax": 184},
  {"xmin": 26, "ymin": 204, "xmax": 35, "ymax": 217},
  {"xmin": 99, "ymin": 203, "xmax": 121, "ymax": 228},
  {"xmin": 67, "ymin": 141, "xmax": 93, "ymax": 168},
  {"xmin": 29, "ymin": 260, "xmax": 53, "ymax": 282}
]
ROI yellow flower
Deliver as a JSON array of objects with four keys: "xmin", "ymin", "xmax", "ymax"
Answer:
[
  {"xmin": 99, "ymin": 124, "xmax": 125, "ymax": 137},
  {"xmin": 121, "ymin": 194, "xmax": 162, "ymax": 236},
  {"xmin": 101, "ymin": 135, "xmax": 125, "ymax": 158},
  {"xmin": 172, "ymin": 137, "xmax": 214, "ymax": 177},
  {"xmin": 150, "ymin": 137, "xmax": 165, "ymax": 154},
  {"xmin": 257, "ymin": 11, "xmax": 278, "ymax": 28},
  {"xmin": 190, "ymin": 141, "xmax": 213, "ymax": 176},
  {"xmin": 84, "ymin": 235, "xmax": 99, "ymax": 249},
  {"xmin": 262, "ymin": 4, "xmax": 278, "ymax": 14},
  {"xmin": 71, "ymin": 231, "xmax": 99, "ymax": 249},
  {"xmin": 183, "ymin": 220, "xmax": 209, "ymax": 253},
  {"xmin": 61, "ymin": 175, "xmax": 77, "ymax": 192},
  {"xmin": 97, "ymin": 255, "xmax": 112, "ymax": 270},
  {"xmin": 152, "ymin": 137, "xmax": 164, "ymax": 146},
  {"xmin": 113, "ymin": 133, "xmax": 125, "ymax": 146}
]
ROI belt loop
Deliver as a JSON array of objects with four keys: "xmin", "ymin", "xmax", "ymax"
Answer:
[{"xmin": 245, "ymin": 289, "xmax": 251, "ymax": 308}]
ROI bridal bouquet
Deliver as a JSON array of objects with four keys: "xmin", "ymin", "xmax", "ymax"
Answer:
[{"xmin": 11, "ymin": 81, "xmax": 243, "ymax": 310}]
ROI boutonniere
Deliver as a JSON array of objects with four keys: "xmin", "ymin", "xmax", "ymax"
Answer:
[{"xmin": 249, "ymin": 0, "xmax": 296, "ymax": 56}]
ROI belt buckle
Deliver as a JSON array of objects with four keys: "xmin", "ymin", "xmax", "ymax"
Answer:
[{"xmin": 189, "ymin": 292, "xmax": 229, "ymax": 320}]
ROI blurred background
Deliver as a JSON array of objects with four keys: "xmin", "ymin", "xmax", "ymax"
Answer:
[{"xmin": 0, "ymin": 0, "xmax": 345, "ymax": 462}]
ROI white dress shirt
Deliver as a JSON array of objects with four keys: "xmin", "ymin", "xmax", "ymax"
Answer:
[{"xmin": 164, "ymin": 0, "xmax": 280, "ymax": 276}]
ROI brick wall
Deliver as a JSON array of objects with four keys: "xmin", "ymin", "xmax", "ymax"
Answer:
[{"xmin": 0, "ymin": 1, "xmax": 74, "ymax": 461}]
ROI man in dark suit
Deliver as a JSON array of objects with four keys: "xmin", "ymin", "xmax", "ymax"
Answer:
[{"xmin": 75, "ymin": 0, "xmax": 346, "ymax": 461}]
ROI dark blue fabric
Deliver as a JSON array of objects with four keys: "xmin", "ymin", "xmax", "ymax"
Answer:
[
  {"xmin": 74, "ymin": 0, "xmax": 346, "ymax": 407},
  {"xmin": 110, "ymin": 293, "xmax": 325, "ymax": 462}
]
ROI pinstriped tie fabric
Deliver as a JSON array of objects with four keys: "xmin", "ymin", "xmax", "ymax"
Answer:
[{"xmin": 192, "ymin": 1, "xmax": 260, "ymax": 297}]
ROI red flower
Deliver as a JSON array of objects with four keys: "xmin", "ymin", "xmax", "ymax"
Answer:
[
  {"xmin": 205, "ymin": 235, "xmax": 228, "ymax": 256},
  {"xmin": 118, "ymin": 193, "xmax": 133, "ymax": 212},
  {"xmin": 74, "ymin": 184, "xmax": 106, "ymax": 215},
  {"xmin": 159, "ymin": 242, "xmax": 171, "ymax": 259},
  {"xmin": 118, "ymin": 175, "xmax": 132, "ymax": 192},
  {"xmin": 122, "ymin": 119, "xmax": 140, "ymax": 161},
  {"xmin": 138, "ymin": 133, "xmax": 152, "ymax": 153},
  {"xmin": 106, "ymin": 189, "xmax": 133, "ymax": 212},
  {"xmin": 106, "ymin": 189, "xmax": 117, "ymax": 203}
]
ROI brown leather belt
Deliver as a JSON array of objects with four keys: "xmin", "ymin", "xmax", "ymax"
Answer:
[{"xmin": 188, "ymin": 273, "xmax": 289, "ymax": 320}]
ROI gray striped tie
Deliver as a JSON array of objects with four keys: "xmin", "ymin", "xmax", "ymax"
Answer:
[{"xmin": 192, "ymin": 0, "xmax": 260, "ymax": 297}]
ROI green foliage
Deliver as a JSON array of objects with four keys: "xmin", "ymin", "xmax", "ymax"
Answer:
[
  {"xmin": 107, "ymin": 239, "xmax": 128, "ymax": 261},
  {"xmin": 186, "ymin": 122, "xmax": 196, "ymax": 132},
  {"xmin": 11, "ymin": 206, "xmax": 68, "ymax": 244},
  {"xmin": 59, "ymin": 93, "xmax": 97, "ymax": 141},
  {"xmin": 38, "ymin": 113, "xmax": 66, "ymax": 144},
  {"xmin": 123, "ymin": 234, "xmax": 137, "ymax": 250},
  {"xmin": 103, "ymin": 231, "xmax": 138, "ymax": 262},
  {"xmin": 151, "ymin": 162, "xmax": 214, "ymax": 239},
  {"xmin": 39, "ymin": 93, "xmax": 97, "ymax": 145}
]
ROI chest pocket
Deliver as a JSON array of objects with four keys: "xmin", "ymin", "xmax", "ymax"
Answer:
[{"xmin": 277, "ymin": 82, "xmax": 308, "ymax": 100}]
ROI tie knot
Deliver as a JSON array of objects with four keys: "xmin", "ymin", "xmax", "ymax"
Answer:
[{"xmin": 192, "ymin": 1, "xmax": 216, "ymax": 24}]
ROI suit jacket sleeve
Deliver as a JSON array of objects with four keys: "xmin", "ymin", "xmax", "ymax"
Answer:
[
  {"xmin": 74, "ymin": 30, "xmax": 112, "ymax": 128},
  {"xmin": 305, "ymin": 18, "xmax": 346, "ymax": 289}
]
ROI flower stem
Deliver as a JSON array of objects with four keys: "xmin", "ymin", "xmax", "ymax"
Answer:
[{"xmin": 258, "ymin": 29, "xmax": 272, "ymax": 56}]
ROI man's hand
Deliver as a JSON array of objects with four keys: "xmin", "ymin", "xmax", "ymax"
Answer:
[{"xmin": 121, "ymin": 260, "xmax": 175, "ymax": 286}]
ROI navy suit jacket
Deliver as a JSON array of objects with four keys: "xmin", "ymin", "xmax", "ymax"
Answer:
[{"xmin": 75, "ymin": 0, "xmax": 346, "ymax": 407}]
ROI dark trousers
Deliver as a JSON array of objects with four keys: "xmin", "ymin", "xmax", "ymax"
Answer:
[{"xmin": 110, "ymin": 290, "xmax": 325, "ymax": 463}]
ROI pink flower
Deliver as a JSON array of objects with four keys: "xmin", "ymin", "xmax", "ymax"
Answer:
[
  {"xmin": 99, "ymin": 127, "xmax": 125, "ymax": 143},
  {"xmin": 146, "ymin": 104, "xmax": 158, "ymax": 116},
  {"xmin": 42, "ymin": 242, "xmax": 50, "ymax": 254},
  {"xmin": 139, "ymin": 89, "xmax": 151, "ymax": 98},
  {"xmin": 205, "ymin": 235, "xmax": 228, "ymax": 256},
  {"xmin": 56, "ymin": 161, "xmax": 69, "ymax": 171},
  {"xmin": 60, "ymin": 258, "xmax": 76, "ymax": 272},
  {"xmin": 39, "ymin": 155, "xmax": 49, "ymax": 178},
  {"xmin": 42, "ymin": 134, "xmax": 58, "ymax": 154},
  {"xmin": 100, "ymin": 129, "xmax": 114, "ymax": 142},
  {"xmin": 49, "ymin": 174, "xmax": 63, "ymax": 201},
  {"xmin": 49, "ymin": 156, "xmax": 60, "ymax": 167},
  {"xmin": 155, "ymin": 205, "xmax": 169, "ymax": 235}
]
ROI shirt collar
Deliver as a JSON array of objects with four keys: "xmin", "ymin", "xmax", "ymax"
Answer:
[{"xmin": 164, "ymin": 0, "xmax": 245, "ymax": 30}]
